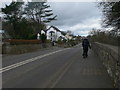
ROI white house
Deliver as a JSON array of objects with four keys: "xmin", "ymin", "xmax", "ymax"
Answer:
[
  {"xmin": 65, "ymin": 33, "xmax": 73, "ymax": 40},
  {"xmin": 46, "ymin": 26, "xmax": 66, "ymax": 41}
]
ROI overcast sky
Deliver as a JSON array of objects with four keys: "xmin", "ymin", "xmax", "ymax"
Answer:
[
  {"xmin": 0, "ymin": 1, "xmax": 103, "ymax": 36},
  {"xmin": 48, "ymin": 2, "xmax": 103, "ymax": 36}
]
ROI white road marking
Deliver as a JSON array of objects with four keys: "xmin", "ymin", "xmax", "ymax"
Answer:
[{"xmin": 0, "ymin": 48, "xmax": 71, "ymax": 73}]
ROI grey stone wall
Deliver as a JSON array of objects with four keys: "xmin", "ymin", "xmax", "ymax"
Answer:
[
  {"xmin": 2, "ymin": 43, "xmax": 52, "ymax": 54},
  {"xmin": 92, "ymin": 42, "xmax": 120, "ymax": 88}
]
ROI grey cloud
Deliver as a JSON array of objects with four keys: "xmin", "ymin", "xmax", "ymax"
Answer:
[
  {"xmin": 48, "ymin": 2, "xmax": 102, "ymax": 36},
  {"xmin": 49, "ymin": 2, "xmax": 102, "ymax": 27}
]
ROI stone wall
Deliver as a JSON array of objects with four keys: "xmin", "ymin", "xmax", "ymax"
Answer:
[
  {"xmin": 2, "ymin": 43, "xmax": 52, "ymax": 54},
  {"xmin": 92, "ymin": 42, "xmax": 120, "ymax": 88}
]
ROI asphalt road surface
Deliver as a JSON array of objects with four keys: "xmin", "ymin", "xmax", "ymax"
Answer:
[{"xmin": 2, "ymin": 44, "xmax": 113, "ymax": 88}]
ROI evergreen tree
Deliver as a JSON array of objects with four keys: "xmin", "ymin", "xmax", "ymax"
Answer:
[
  {"xmin": 25, "ymin": 1, "xmax": 57, "ymax": 34},
  {"xmin": 2, "ymin": 1, "xmax": 24, "ymax": 39}
]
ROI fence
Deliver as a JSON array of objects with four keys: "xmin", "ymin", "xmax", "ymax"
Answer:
[{"xmin": 92, "ymin": 42, "xmax": 120, "ymax": 88}]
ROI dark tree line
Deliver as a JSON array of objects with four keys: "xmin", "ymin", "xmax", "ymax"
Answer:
[
  {"xmin": 2, "ymin": 1, "xmax": 57, "ymax": 39},
  {"xmin": 88, "ymin": 28, "xmax": 119, "ymax": 46}
]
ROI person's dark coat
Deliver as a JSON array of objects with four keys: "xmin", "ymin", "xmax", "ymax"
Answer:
[{"xmin": 82, "ymin": 39, "xmax": 91, "ymax": 49}]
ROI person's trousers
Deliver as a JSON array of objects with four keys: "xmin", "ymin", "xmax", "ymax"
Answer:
[{"xmin": 83, "ymin": 47, "xmax": 88, "ymax": 57}]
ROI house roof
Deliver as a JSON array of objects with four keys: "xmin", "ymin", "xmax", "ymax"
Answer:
[{"xmin": 46, "ymin": 25, "xmax": 67, "ymax": 36}]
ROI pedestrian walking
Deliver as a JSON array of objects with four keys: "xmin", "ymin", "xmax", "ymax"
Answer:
[{"xmin": 82, "ymin": 38, "xmax": 91, "ymax": 58}]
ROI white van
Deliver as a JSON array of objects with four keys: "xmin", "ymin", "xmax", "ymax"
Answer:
[
  {"xmin": 0, "ymin": 30, "xmax": 10, "ymax": 44},
  {"xmin": 0, "ymin": 30, "xmax": 4, "ymax": 44}
]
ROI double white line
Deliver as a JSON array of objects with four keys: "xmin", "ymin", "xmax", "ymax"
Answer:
[{"xmin": 0, "ymin": 48, "xmax": 70, "ymax": 73}]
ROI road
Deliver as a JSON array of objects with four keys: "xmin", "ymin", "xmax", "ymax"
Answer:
[{"xmin": 2, "ymin": 44, "xmax": 113, "ymax": 88}]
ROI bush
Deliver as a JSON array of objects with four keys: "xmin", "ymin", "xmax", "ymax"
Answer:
[{"xmin": 28, "ymin": 34, "xmax": 37, "ymax": 40}]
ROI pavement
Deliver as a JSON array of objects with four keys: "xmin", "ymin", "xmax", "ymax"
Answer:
[{"xmin": 2, "ymin": 44, "xmax": 114, "ymax": 88}]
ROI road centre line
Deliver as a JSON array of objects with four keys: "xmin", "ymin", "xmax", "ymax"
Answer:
[{"xmin": 0, "ymin": 48, "xmax": 71, "ymax": 73}]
